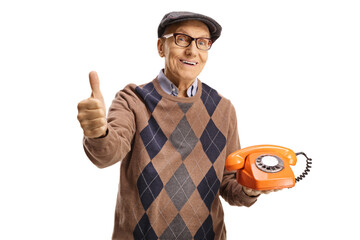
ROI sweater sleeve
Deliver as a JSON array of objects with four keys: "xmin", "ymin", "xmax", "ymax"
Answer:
[
  {"xmin": 219, "ymin": 102, "xmax": 259, "ymax": 207},
  {"xmin": 83, "ymin": 85, "xmax": 137, "ymax": 168}
]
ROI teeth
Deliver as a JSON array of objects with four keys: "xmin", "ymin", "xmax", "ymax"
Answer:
[{"xmin": 182, "ymin": 60, "xmax": 196, "ymax": 65}]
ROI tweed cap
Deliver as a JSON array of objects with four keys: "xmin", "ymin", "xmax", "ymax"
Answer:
[{"xmin": 158, "ymin": 11, "xmax": 222, "ymax": 42}]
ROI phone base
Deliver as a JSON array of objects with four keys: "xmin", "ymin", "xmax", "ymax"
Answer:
[{"xmin": 236, "ymin": 152, "xmax": 296, "ymax": 191}]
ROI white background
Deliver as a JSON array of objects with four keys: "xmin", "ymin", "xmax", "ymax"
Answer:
[{"xmin": 1, "ymin": 0, "xmax": 359, "ymax": 239}]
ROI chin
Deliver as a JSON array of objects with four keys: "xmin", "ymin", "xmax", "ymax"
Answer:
[{"xmin": 180, "ymin": 68, "xmax": 201, "ymax": 77}]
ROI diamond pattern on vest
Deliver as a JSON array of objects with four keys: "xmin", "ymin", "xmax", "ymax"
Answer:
[
  {"xmin": 169, "ymin": 116, "xmax": 198, "ymax": 161},
  {"xmin": 201, "ymin": 83, "xmax": 221, "ymax": 117},
  {"xmin": 133, "ymin": 213, "xmax": 158, "ymax": 240},
  {"xmin": 136, "ymin": 83, "xmax": 162, "ymax": 113},
  {"xmin": 197, "ymin": 166, "xmax": 221, "ymax": 211},
  {"xmin": 137, "ymin": 162, "xmax": 163, "ymax": 210},
  {"xmin": 200, "ymin": 119, "xmax": 226, "ymax": 164},
  {"xmin": 140, "ymin": 115, "xmax": 167, "ymax": 160},
  {"xmin": 165, "ymin": 163, "xmax": 196, "ymax": 211},
  {"xmin": 194, "ymin": 215, "xmax": 215, "ymax": 240},
  {"xmin": 160, "ymin": 214, "xmax": 192, "ymax": 240},
  {"xmin": 177, "ymin": 102, "xmax": 193, "ymax": 113}
]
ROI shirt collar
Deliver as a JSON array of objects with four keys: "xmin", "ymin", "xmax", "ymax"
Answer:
[{"xmin": 157, "ymin": 69, "xmax": 198, "ymax": 97}]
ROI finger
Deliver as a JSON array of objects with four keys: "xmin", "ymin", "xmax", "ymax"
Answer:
[
  {"xmin": 245, "ymin": 187, "xmax": 260, "ymax": 195},
  {"xmin": 78, "ymin": 98, "xmax": 104, "ymax": 111},
  {"xmin": 243, "ymin": 187, "xmax": 261, "ymax": 197},
  {"xmin": 89, "ymin": 71, "xmax": 103, "ymax": 100},
  {"xmin": 252, "ymin": 190, "xmax": 262, "ymax": 195},
  {"xmin": 77, "ymin": 109, "xmax": 106, "ymax": 121},
  {"xmin": 84, "ymin": 125, "xmax": 108, "ymax": 138},
  {"xmin": 80, "ymin": 117, "xmax": 107, "ymax": 131}
]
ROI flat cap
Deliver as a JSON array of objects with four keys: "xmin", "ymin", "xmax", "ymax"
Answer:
[{"xmin": 158, "ymin": 11, "xmax": 222, "ymax": 42}]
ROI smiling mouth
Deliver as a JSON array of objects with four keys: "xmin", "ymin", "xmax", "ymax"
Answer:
[{"xmin": 180, "ymin": 59, "xmax": 198, "ymax": 66}]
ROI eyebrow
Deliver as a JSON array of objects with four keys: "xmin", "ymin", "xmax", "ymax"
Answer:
[{"xmin": 175, "ymin": 28, "xmax": 210, "ymax": 38}]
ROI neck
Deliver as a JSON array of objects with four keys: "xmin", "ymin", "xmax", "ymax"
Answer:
[
  {"xmin": 164, "ymin": 70, "xmax": 195, "ymax": 98},
  {"xmin": 177, "ymin": 79, "xmax": 193, "ymax": 90},
  {"xmin": 177, "ymin": 89, "xmax": 188, "ymax": 98}
]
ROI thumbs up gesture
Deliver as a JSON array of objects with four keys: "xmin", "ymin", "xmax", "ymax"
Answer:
[{"xmin": 77, "ymin": 71, "xmax": 108, "ymax": 138}]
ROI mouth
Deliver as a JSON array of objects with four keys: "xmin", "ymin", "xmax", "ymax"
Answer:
[{"xmin": 180, "ymin": 59, "xmax": 198, "ymax": 66}]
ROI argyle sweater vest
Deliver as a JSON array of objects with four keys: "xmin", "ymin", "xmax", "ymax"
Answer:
[{"xmin": 83, "ymin": 78, "xmax": 258, "ymax": 240}]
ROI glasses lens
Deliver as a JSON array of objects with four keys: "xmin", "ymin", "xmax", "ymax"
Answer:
[
  {"xmin": 175, "ymin": 34, "xmax": 192, "ymax": 47},
  {"xmin": 196, "ymin": 38, "xmax": 212, "ymax": 50}
]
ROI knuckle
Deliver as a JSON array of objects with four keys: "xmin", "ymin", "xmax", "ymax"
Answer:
[
  {"xmin": 80, "ymin": 121, "xmax": 89, "ymax": 130},
  {"xmin": 100, "ymin": 125, "xmax": 107, "ymax": 133},
  {"xmin": 100, "ymin": 117, "xmax": 107, "ymax": 125},
  {"xmin": 93, "ymin": 109, "xmax": 105, "ymax": 119},
  {"xmin": 77, "ymin": 112, "xmax": 85, "ymax": 121},
  {"xmin": 78, "ymin": 99, "xmax": 90, "ymax": 109},
  {"xmin": 77, "ymin": 101, "xmax": 85, "ymax": 111},
  {"xmin": 79, "ymin": 98, "xmax": 102, "ymax": 110},
  {"xmin": 90, "ymin": 98, "xmax": 102, "ymax": 108},
  {"xmin": 100, "ymin": 108, "xmax": 106, "ymax": 117},
  {"xmin": 83, "ymin": 129, "xmax": 91, "ymax": 137},
  {"xmin": 93, "ymin": 108, "xmax": 101, "ymax": 116}
]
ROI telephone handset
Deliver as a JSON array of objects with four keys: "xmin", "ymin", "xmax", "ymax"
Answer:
[{"xmin": 225, "ymin": 145, "xmax": 312, "ymax": 191}]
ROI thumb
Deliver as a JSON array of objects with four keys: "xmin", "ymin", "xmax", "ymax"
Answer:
[{"xmin": 89, "ymin": 71, "xmax": 103, "ymax": 100}]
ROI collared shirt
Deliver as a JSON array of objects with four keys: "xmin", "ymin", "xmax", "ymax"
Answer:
[{"xmin": 157, "ymin": 69, "xmax": 198, "ymax": 97}]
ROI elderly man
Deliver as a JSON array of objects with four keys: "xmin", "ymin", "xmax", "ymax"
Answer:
[{"xmin": 78, "ymin": 11, "xmax": 265, "ymax": 240}]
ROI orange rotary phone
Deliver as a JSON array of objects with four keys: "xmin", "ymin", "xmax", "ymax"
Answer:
[{"xmin": 225, "ymin": 145, "xmax": 312, "ymax": 191}]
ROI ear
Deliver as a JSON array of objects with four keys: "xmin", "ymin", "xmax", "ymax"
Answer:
[{"xmin": 157, "ymin": 38, "xmax": 165, "ymax": 57}]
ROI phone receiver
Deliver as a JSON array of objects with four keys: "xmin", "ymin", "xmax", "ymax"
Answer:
[{"xmin": 225, "ymin": 145, "xmax": 306, "ymax": 191}]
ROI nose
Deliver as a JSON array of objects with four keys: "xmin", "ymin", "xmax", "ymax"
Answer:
[{"xmin": 185, "ymin": 40, "xmax": 198, "ymax": 57}]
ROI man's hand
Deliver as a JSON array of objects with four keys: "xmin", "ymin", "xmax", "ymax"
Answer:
[
  {"xmin": 243, "ymin": 186, "xmax": 281, "ymax": 197},
  {"xmin": 77, "ymin": 71, "xmax": 107, "ymax": 138}
]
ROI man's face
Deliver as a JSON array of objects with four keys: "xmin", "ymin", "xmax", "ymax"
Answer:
[{"xmin": 157, "ymin": 20, "xmax": 210, "ymax": 84}]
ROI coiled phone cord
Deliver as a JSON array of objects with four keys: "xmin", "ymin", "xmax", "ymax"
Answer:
[{"xmin": 295, "ymin": 152, "xmax": 312, "ymax": 183}]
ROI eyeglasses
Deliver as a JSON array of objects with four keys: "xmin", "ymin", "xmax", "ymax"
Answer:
[{"xmin": 162, "ymin": 33, "xmax": 213, "ymax": 51}]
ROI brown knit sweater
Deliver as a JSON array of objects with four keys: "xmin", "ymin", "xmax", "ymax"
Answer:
[{"xmin": 83, "ymin": 77, "xmax": 258, "ymax": 240}]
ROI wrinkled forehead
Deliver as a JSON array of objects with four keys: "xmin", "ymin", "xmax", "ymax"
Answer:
[{"xmin": 163, "ymin": 20, "xmax": 211, "ymax": 38}]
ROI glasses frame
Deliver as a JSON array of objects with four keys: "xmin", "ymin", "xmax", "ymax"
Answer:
[{"xmin": 162, "ymin": 33, "xmax": 213, "ymax": 51}]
